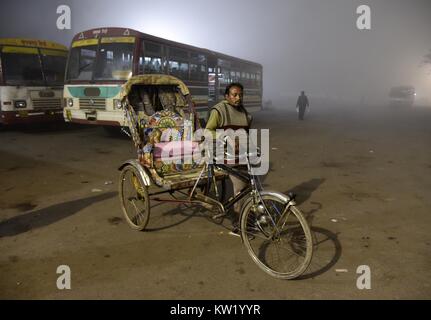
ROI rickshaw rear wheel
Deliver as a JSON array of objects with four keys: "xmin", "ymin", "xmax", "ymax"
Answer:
[{"xmin": 119, "ymin": 165, "xmax": 150, "ymax": 231}]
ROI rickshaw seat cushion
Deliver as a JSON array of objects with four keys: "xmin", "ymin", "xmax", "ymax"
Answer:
[
  {"xmin": 153, "ymin": 141, "xmax": 200, "ymax": 159},
  {"xmin": 152, "ymin": 141, "xmax": 202, "ymax": 176}
]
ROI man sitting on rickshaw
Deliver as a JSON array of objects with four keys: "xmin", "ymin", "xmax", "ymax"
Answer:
[{"xmin": 205, "ymin": 82, "xmax": 252, "ymax": 223}]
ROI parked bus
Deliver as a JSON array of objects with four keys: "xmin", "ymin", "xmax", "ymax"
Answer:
[
  {"xmin": 389, "ymin": 85, "xmax": 416, "ymax": 107},
  {"xmin": 63, "ymin": 27, "xmax": 262, "ymax": 128},
  {"xmin": 0, "ymin": 38, "xmax": 67, "ymax": 125}
]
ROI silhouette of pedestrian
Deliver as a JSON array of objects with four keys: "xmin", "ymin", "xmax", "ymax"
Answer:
[{"xmin": 296, "ymin": 91, "xmax": 309, "ymax": 120}]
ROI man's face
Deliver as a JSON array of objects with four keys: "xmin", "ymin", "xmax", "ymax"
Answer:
[{"xmin": 225, "ymin": 86, "xmax": 243, "ymax": 107}]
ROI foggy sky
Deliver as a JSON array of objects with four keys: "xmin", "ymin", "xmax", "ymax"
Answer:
[{"xmin": 1, "ymin": 0, "xmax": 430, "ymax": 105}]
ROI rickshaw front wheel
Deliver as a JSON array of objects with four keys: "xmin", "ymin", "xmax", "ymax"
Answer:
[
  {"xmin": 240, "ymin": 193, "xmax": 313, "ymax": 279},
  {"xmin": 119, "ymin": 165, "xmax": 150, "ymax": 231}
]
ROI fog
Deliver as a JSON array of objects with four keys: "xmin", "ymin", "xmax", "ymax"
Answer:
[{"xmin": 1, "ymin": 0, "xmax": 430, "ymax": 107}]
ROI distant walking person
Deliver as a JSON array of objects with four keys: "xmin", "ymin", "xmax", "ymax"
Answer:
[{"xmin": 296, "ymin": 91, "xmax": 309, "ymax": 120}]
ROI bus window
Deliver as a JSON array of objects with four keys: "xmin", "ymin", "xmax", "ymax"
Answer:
[
  {"xmin": 250, "ymin": 73, "xmax": 256, "ymax": 86},
  {"xmin": 236, "ymin": 71, "xmax": 241, "ymax": 82},
  {"xmin": 1, "ymin": 46, "xmax": 43, "ymax": 84},
  {"xmin": 168, "ymin": 47, "xmax": 189, "ymax": 80},
  {"xmin": 145, "ymin": 41, "xmax": 162, "ymax": 55},
  {"xmin": 143, "ymin": 57, "xmax": 163, "ymax": 73},
  {"xmin": 169, "ymin": 60, "xmax": 189, "ymax": 79},
  {"xmin": 190, "ymin": 52, "xmax": 206, "ymax": 81},
  {"xmin": 141, "ymin": 41, "xmax": 163, "ymax": 74},
  {"xmin": 190, "ymin": 63, "xmax": 206, "ymax": 81},
  {"xmin": 40, "ymin": 49, "xmax": 67, "ymax": 85},
  {"xmin": 230, "ymin": 70, "xmax": 241, "ymax": 82},
  {"xmin": 169, "ymin": 47, "xmax": 188, "ymax": 60},
  {"xmin": 219, "ymin": 68, "xmax": 230, "ymax": 85},
  {"xmin": 230, "ymin": 70, "xmax": 236, "ymax": 82},
  {"xmin": 190, "ymin": 52, "xmax": 206, "ymax": 64},
  {"xmin": 67, "ymin": 45, "xmax": 97, "ymax": 80},
  {"xmin": 94, "ymin": 42, "xmax": 134, "ymax": 80}
]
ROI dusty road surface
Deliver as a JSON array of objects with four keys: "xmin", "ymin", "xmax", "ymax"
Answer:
[{"xmin": 1, "ymin": 104, "xmax": 430, "ymax": 299}]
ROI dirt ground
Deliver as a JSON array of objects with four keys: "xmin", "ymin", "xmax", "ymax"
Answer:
[{"xmin": 0, "ymin": 103, "xmax": 430, "ymax": 299}]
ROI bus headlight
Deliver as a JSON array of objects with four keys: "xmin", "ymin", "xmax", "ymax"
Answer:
[
  {"xmin": 114, "ymin": 99, "xmax": 123, "ymax": 109},
  {"xmin": 14, "ymin": 100, "xmax": 27, "ymax": 108},
  {"xmin": 67, "ymin": 98, "xmax": 74, "ymax": 107}
]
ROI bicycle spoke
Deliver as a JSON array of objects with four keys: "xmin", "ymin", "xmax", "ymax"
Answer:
[
  {"xmin": 129, "ymin": 198, "xmax": 142, "ymax": 223},
  {"xmin": 275, "ymin": 241, "xmax": 307, "ymax": 258},
  {"xmin": 243, "ymin": 229, "xmax": 271, "ymax": 241},
  {"xmin": 261, "ymin": 239, "xmax": 301, "ymax": 273}
]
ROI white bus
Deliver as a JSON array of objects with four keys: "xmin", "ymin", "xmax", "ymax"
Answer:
[
  {"xmin": 63, "ymin": 27, "xmax": 262, "ymax": 129},
  {"xmin": 0, "ymin": 38, "xmax": 67, "ymax": 125}
]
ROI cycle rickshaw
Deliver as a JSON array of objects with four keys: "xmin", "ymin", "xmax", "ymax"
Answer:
[{"xmin": 118, "ymin": 74, "xmax": 313, "ymax": 279}]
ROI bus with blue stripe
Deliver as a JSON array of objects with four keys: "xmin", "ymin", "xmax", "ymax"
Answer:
[{"xmin": 63, "ymin": 27, "xmax": 262, "ymax": 128}]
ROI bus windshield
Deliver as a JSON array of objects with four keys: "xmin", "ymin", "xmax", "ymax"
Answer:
[
  {"xmin": 40, "ymin": 49, "xmax": 67, "ymax": 85},
  {"xmin": 67, "ymin": 45, "xmax": 98, "ymax": 81},
  {"xmin": 66, "ymin": 42, "xmax": 134, "ymax": 81},
  {"xmin": 1, "ymin": 48, "xmax": 44, "ymax": 85},
  {"xmin": 94, "ymin": 42, "xmax": 134, "ymax": 80}
]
